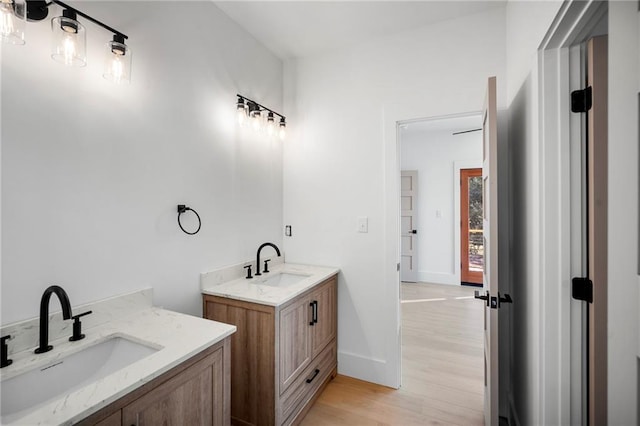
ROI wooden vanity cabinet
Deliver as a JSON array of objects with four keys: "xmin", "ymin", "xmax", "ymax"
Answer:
[
  {"xmin": 78, "ymin": 337, "xmax": 231, "ymax": 426},
  {"xmin": 203, "ymin": 275, "xmax": 337, "ymax": 426}
]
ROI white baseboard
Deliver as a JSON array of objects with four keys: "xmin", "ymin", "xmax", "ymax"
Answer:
[
  {"xmin": 417, "ymin": 271, "xmax": 458, "ymax": 285},
  {"xmin": 337, "ymin": 350, "xmax": 392, "ymax": 387}
]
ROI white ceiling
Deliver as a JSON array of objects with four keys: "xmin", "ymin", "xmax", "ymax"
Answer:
[{"xmin": 214, "ymin": 1, "xmax": 506, "ymax": 59}]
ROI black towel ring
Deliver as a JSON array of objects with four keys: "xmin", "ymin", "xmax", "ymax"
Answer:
[{"xmin": 177, "ymin": 205, "xmax": 201, "ymax": 235}]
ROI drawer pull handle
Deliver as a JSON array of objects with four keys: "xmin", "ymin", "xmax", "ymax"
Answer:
[
  {"xmin": 309, "ymin": 300, "xmax": 318, "ymax": 326},
  {"xmin": 306, "ymin": 368, "xmax": 320, "ymax": 384},
  {"xmin": 309, "ymin": 301, "xmax": 318, "ymax": 326}
]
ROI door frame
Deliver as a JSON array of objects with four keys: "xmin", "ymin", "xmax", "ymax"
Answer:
[
  {"xmin": 387, "ymin": 111, "xmax": 482, "ymax": 388},
  {"xmin": 537, "ymin": 1, "xmax": 607, "ymax": 424},
  {"xmin": 382, "ymin": 0, "xmax": 608, "ymax": 418}
]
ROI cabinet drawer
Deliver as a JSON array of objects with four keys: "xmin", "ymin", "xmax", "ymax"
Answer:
[{"xmin": 279, "ymin": 340, "xmax": 336, "ymax": 424}]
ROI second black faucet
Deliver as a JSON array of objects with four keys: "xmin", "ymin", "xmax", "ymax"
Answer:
[{"xmin": 255, "ymin": 242, "xmax": 281, "ymax": 276}]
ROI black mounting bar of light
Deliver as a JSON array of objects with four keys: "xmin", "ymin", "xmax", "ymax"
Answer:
[
  {"xmin": 236, "ymin": 94, "xmax": 286, "ymax": 122},
  {"xmin": 25, "ymin": 0, "xmax": 128, "ymax": 39}
]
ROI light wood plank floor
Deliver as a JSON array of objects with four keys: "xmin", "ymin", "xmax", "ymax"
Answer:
[{"xmin": 301, "ymin": 282, "xmax": 484, "ymax": 426}]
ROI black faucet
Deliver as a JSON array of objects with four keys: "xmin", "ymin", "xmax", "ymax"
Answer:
[
  {"xmin": 255, "ymin": 242, "xmax": 281, "ymax": 276},
  {"xmin": 35, "ymin": 285, "xmax": 73, "ymax": 354}
]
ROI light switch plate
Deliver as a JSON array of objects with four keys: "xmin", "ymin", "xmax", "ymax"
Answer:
[{"xmin": 357, "ymin": 216, "xmax": 368, "ymax": 233}]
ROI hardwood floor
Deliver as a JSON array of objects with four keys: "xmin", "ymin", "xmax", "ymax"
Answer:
[{"xmin": 301, "ymin": 282, "xmax": 484, "ymax": 426}]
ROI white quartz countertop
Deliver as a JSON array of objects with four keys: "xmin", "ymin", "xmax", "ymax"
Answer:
[
  {"xmin": 201, "ymin": 263, "xmax": 339, "ymax": 306},
  {"xmin": 1, "ymin": 306, "xmax": 236, "ymax": 425}
]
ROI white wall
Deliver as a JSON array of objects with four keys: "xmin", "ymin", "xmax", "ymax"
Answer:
[
  {"xmin": 1, "ymin": 2, "xmax": 284, "ymax": 324},
  {"xmin": 505, "ymin": 1, "xmax": 563, "ymax": 425},
  {"xmin": 400, "ymin": 124, "xmax": 482, "ymax": 285},
  {"xmin": 607, "ymin": 2, "xmax": 639, "ymax": 424},
  {"xmin": 506, "ymin": 1, "xmax": 564, "ymax": 106},
  {"xmin": 283, "ymin": 6, "xmax": 506, "ymax": 387}
]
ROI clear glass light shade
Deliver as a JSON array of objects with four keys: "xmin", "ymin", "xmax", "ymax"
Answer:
[
  {"xmin": 236, "ymin": 104, "xmax": 247, "ymax": 126},
  {"xmin": 103, "ymin": 41, "xmax": 132, "ymax": 84},
  {"xmin": 251, "ymin": 110, "xmax": 262, "ymax": 132},
  {"xmin": 279, "ymin": 121, "xmax": 286, "ymax": 140},
  {"xmin": 51, "ymin": 16, "xmax": 86, "ymax": 67},
  {"xmin": 0, "ymin": 0, "xmax": 26, "ymax": 45},
  {"xmin": 266, "ymin": 114, "xmax": 275, "ymax": 136}
]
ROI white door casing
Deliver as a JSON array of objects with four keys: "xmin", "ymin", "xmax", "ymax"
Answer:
[
  {"xmin": 536, "ymin": 2, "xmax": 609, "ymax": 424},
  {"xmin": 400, "ymin": 170, "xmax": 418, "ymax": 282}
]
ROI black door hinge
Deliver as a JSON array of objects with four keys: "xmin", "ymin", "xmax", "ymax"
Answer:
[
  {"xmin": 572, "ymin": 277, "xmax": 593, "ymax": 303},
  {"xmin": 571, "ymin": 86, "xmax": 593, "ymax": 113}
]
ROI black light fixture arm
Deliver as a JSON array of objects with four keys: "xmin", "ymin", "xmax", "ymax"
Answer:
[
  {"xmin": 27, "ymin": 0, "xmax": 128, "ymax": 40},
  {"xmin": 237, "ymin": 94, "xmax": 285, "ymax": 121},
  {"xmin": 49, "ymin": 0, "xmax": 128, "ymax": 39}
]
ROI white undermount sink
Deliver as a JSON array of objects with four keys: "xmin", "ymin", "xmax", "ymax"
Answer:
[
  {"xmin": 1, "ymin": 335, "xmax": 159, "ymax": 422},
  {"xmin": 257, "ymin": 272, "xmax": 310, "ymax": 288}
]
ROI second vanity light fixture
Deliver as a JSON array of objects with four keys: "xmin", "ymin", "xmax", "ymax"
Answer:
[
  {"xmin": 236, "ymin": 94, "xmax": 287, "ymax": 140},
  {"xmin": 0, "ymin": 0, "xmax": 132, "ymax": 83}
]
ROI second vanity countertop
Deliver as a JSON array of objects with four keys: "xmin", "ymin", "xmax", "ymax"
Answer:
[
  {"xmin": 201, "ymin": 263, "xmax": 339, "ymax": 307},
  {"xmin": 1, "ymin": 296, "xmax": 236, "ymax": 426}
]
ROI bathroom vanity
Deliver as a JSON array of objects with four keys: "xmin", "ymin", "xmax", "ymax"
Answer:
[
  {"xmin": 0, "ymin": 289, "xmax": 236, "ymax": 425},
  {"xmin": 78, "ymin": 336, "xmax": 230, "ymax": 426},
  {"xmin": 201, "ymin": 263, "xmax": 338, "ymax": 426}
]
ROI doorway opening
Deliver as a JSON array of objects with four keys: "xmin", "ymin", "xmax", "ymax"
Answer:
[
  {"xmin": 399, "ymin": 113, "xmax": 483, "ymax": 286},
  {"xmin": 398, "ymin": 113, "xmax": 484, "ymax": 422}
]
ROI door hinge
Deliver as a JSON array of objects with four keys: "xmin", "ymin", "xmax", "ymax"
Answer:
[
  {"xmin": 571, "ymin": 86, "xmax": 592, "ymax": 113},
  {"xmin": 572, "ymin": 277, "xmax": 593, "ymax": 303}
]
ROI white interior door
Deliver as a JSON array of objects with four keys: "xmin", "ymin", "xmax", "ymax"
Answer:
[
  {"xmin": 400, "ymin": 170, "xmax": 418, "ymax": 282},
  {"xmin": 480, "ymin": 76, "xmax": 499, "ymax": 426}
]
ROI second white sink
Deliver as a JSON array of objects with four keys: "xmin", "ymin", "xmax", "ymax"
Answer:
[
  {"xmin": 1, "ymin": 335, "xmax": 159, "ymax": 422},
  {"xmin": 257, "ymin": 272, "xmax": 310, "ymax": 288}
]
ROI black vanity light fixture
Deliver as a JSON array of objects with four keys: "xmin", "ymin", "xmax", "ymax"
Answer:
[
  {"xmin": 1, "ymin": 0, "xmax": 132, "ymax": 83},
  {"xmin": 236, "ymin": 94, "xmax": 286, "ymax": 140}
]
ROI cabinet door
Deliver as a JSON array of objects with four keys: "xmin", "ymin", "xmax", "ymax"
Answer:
[
  {"xmin": 279, "ymin": 296, "xmax": 311, "ymax": 392},
  {"xmin": 122, "ymin": 347, "xmax": 224, "ymax": 426},
  {"xmin": 310, "ymin": 278, "xmax": 337, "ymax": 358},
  {"xmin": 203, "ymin": 297, "xmax": 274, "ymax": 426},
  {"xmin": 94, "ymin": 411, "xmax": 121, "ymax": 426}
]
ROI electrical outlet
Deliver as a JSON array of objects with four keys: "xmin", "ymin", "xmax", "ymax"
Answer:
[
  {"xmin": 357, "ymin": 216, "xmax": 368, "ymax": 233},
  {"xmin": 285, "ymin": 225, "xmax": 292, "ymax": 236}
]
